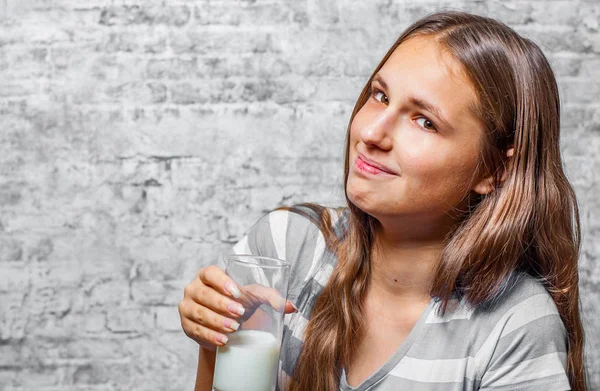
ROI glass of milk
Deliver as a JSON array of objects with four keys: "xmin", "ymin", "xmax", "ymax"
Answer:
[{"xmin": 212, "ymin": 255, "xmax": 291, "ymax": 391}]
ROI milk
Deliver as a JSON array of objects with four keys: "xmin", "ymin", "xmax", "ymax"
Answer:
[{"xmin": 213, "ymin": 330, "xmax": 280, "ymax": 391}]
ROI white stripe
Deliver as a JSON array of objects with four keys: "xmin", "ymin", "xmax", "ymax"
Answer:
[
  {"xmin": 291, "ymin": 313, "xmax": 309, "ymax": 340},
  {"xmin": 390, "ymin": 356, "xmax": 477, "ymax": 383},
  {"xmin": 232, "ymin": 235, "xmax": 250, "ymax": 254},
  {"xmin": 425, "ymin": 298, "xmax": 474, "ymax": 323},
  {"xmin": 278, "ymin": 366, "xmax": 292, "ymax": 391},
  {"xmin": 499, "ymin": 293, "xmax": 558, "ymax": 338},
  {"xmin": 305, "ymin": 230, "xmax": 326, "ymax": 283},
  {"xmin": 481, "ymin": 352, "xmax": 567, "ymax": 387},
  {"xmin": 269, "ymin": 210, "xmax": 289, "ymax": 260},
  {"xmin": 313, "ymin": 263, "xmax": 334, "ymax": 286}
]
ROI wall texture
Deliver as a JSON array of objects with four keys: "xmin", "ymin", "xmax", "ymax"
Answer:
[{"xmin": 0, "ymin": 0, "xmax": 598, "ymax": 389}]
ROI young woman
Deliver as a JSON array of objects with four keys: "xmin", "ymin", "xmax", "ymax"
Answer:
[{"xmin": 178, "ymin": 11, "xmax": 587, "ymax": 391}]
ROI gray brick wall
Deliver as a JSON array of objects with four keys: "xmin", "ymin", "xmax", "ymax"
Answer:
[{"xmin": 0, "ymin": 0, "xmax": 598, "ymax": 389}]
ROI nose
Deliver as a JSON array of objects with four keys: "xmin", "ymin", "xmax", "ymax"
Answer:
[{"xmin": 359, "ymin": 109, "xmax": 395, "ymax": 151}]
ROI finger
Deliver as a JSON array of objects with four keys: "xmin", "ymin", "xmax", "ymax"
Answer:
[
  {"xmin": 181, "ymin": 317, "xmax": 229, "ymax": 346},
  {"xmin": 194, "ymin": 305, "xmax": 241, "ymax": 333},
  {"xmin": 198, "ymin": 265, "xmax": 241, "ymax": 299},
  {"xmin": 242, "ymin": 284, "xmax": 288, "ymax": 312},
  {"xmin": 285, "ymin": 300, "xmax": 298, "ymax": 314},
  {"xmin": 189, "ymin": 285, "xmax": 246, "ymax": 318}
]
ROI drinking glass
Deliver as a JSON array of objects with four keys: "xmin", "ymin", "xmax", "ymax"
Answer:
[{"xmin": 212, "ymin": 255, "xmax": 291, "ymax": 391}]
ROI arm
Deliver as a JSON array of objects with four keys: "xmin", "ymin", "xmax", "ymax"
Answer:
[{"xmin": 195, "ymin": 347, "xmax": 216, "ymax": 391}]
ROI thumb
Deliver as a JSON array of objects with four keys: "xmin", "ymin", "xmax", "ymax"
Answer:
[{"xmin": 240, "ymin": 283, "xmax": 289, "ymax": 312}]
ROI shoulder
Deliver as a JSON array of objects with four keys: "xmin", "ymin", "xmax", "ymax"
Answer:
[
  {"xmin": 233, "ymin": 205, "xmax": 347, "ymax": 257},
  {"xmin": 472, "ymin": 274, "xmax": 569, "ymax": 390},
  {"xmin": 474, "ymin": 273, "xmax": 564, "ymax": 333},
  {"xmin": 232, "ymin": 204, "xmax": 348, "ymax": 309}
]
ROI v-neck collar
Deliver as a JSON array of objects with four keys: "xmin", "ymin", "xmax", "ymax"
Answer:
[{"xmin": 339, "ymin": 298, "xmax": 436, "ymax": 391}]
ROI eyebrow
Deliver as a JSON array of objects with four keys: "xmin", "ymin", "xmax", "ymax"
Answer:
[{"xmin": 371, "ymin": 73, "xmax": 455, "ymax": 131}]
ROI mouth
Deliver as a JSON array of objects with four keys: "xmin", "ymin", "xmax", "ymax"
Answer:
[{"xmin": 354, "ymin": 154, "xmax": 397, "ymax": 176}]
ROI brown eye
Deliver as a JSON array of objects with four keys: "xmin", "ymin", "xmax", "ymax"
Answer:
[
  {"xmin": 372, "ymin": 90, "xmax": 389, "ymax": 105},
  {"xmin": 415, "ymin": 117, "xmax": 436, "ymax": 131}
]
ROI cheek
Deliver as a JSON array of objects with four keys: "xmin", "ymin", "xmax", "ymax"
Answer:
[{"xmin": 401, "ymin": 142, "xmax": 476, "ymax": 193}]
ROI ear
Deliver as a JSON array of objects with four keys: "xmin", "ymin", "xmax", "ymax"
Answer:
[{"xmin": 472, "ymin": 147, "xmax": 515, "ymax": 195}]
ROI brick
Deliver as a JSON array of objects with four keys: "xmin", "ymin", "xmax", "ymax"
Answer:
[
  {"xmin": 105, "ymin": 81, "xmax": 167, "ymax": 104},
  {"xmin": 50, "ymin": 338, "xmax": 126, "ymax": 361},
  {"xmin": 0, "ymin": 238, "xmax": 23, "ymax": 262},
  {"xmin": 0, "ymin": 292, "xmax": 28, "ymax": 341},
  {"xmin": 196, "ymin": 55, "xmax": 292, "ymax": 78},
  {"xmin": 528, "ymin": 1, "xmax": 580, "ymax": 25},
  {"xmin": 0, "ymin": 45, "xmax": 49, "ymax": 79},
  {"xmin": 17, "ymin": 365, "xmax": 62, "ymax": 388},
  {"xmin": 0, "ymin": 369, "xmax": 17, "ymax": 388},
  {"xmin": 0, "ymin": 265, "xmax": 28, "ymax": 296},
  {"xmin": 561, "ymin": 79, "xmax": 600, "ymax": 104},
  {"xmin": 547, "ymin": 53, "xmax": 582, "ymax": 77},
  {"xmin": 130, "ymin": 280, "xmax": 184, "ymax": 306},
  {"xmin": 579, "ymin": 57, "xmax": 600, "ymax": 78},
  {"xmin": 194, "ymin": 2, "xmax": 291, "ymax": 25},
  {"xmin": 105, "ymin": 308, "xmax": 153, "ymax": 333},
  {"xmin": 96, "ymin": 30, "xmax": 167, "ymax": 54},
  {"xmin": 170, "ymin": 82, "xmax": 210, "ymax": 104},
  {"xmin": 50, "ymin": 46, "xmax": 90, "ymax": 75},
  {"xmin": 154, "ymin": 306, "xmax": 181, "ymax": 331},
  {"xmin": 146, "ymin": 58, "xmax": 196, "ymax": 79},
  {"xmin": 72, "ymin": 361, "xmax": 132, "ymax": 386},
  {"xmin": 170, "ymin": 29, "xmax": 274, "ymax": 54},
  {"xmin": 99, "ymin": 5, "xmax": 190, "ymax": 27},
  {"xmin": 515, "ymin": 25, "xmax": 593, "ymax": 53},
  {"xmin": 0, "ymin": 80, "xmax": 38, "ymax": 97},
  {"xmin": 83, "ymin": 279, "xmax": 130, "ymax": 308}
]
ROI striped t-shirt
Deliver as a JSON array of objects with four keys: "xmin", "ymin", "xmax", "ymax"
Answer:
[{"xmin": 228, "ymin": 207, "xmax": 570, "ymax": 391}]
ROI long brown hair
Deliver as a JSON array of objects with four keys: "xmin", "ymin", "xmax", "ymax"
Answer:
[{"xmin": 286, "ymin": 11, "xmax": 586, "ymax": 391}]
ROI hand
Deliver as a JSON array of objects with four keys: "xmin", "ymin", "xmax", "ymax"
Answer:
[{"xmin": 178, "ymin": 265, "xmax": 297, "ymax": 350}]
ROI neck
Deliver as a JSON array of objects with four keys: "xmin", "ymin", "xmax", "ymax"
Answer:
[{"xmin": 369, "ymin": 215, "xmax": 455, "ymax": 302}]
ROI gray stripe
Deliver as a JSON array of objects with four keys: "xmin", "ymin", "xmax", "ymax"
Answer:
[
  {"xmin": 296, "ymin": 277, "xmax": 325, "ymax": 319},
  {"xmin": 479, "ymin": 373, "xmax": 570, "ymax": 390},
  {"xmin": 247, "ymin": 214, "xmax": 278, "ymax": 259},
  {"xmin": 362, "ymin": 376, "xmax": 481, "ymax": 391},
  {"xmin": 284, "ymin": 211, "xmax": 319, "ymax": 305},
  {"xmin": 487, "ymin": 315, "xmax": 567, "ymax": 372},
  {"xmin": 280, "ymin": 324, "xmax": 303, "ymax": 378}
]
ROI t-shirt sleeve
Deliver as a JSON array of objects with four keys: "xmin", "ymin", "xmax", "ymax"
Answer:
[
  {"xmin": 219, "ymin": 208, "xmax": 331, "ymax": 309},
  {"xmin": 479, "ymin": 291, "xmax": 570, "ymax": 391}
]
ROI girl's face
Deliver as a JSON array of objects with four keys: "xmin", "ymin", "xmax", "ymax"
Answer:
[{"xmin": 347, "ymin": 35, "xmax": 489, "ymax": 227}]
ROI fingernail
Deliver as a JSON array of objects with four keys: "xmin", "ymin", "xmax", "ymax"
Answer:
[
  {"xmin": 225, "ymin": 283, "xmax": 241, "ymax": 298},
  {"xmin": 223, "ymin": 319, "xmax": 240, "ymax": 331},
  {"xmin": 218, "ymin": 334, "xmax": 228, "ymax": 344},
  {"xmin": 228, "ymin": 303, "xmax": 245, "ymax": 316}
]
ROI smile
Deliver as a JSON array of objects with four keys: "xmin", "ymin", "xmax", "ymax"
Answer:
[{"xmin": 354, "ymin": 155, "xmax": 397, "ymax": 176}]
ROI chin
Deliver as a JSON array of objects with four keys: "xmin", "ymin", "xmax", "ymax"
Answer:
[{"xmin": 346, "ymin": 186, "xmax": 380, "ymax": 218}]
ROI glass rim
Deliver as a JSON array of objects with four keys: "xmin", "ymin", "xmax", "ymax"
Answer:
[{"xmin": 226, "ymin": 254, "xmax": 291, "ymax": 269}]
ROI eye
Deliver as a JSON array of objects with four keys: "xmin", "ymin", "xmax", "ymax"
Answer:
[
  {"xmin": 371, "ymin": 88, "xmax": 389, "ymax": 105},
  {"xmin": 415, "ymin": 116, "xmax": 437, "ymax": 132}
]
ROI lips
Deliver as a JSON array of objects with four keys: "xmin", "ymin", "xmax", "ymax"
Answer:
[{"xmin": 355, "ymin": 154, "xmax": 397, "ymax": 175}]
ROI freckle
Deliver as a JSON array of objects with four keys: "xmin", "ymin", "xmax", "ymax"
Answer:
[{"xmin": 394, "ymin": 279, "xmax": 398, "ymax": 283}]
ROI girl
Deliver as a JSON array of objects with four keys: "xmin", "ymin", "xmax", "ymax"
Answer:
[{"xmin": 179, "ymin": 11, "xmax": 587, "ymax": 391}]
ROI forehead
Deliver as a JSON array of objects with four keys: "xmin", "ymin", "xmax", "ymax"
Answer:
[{"xmin": 377, "ymin": 35, "xmax": 480, "ymax": 124}]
